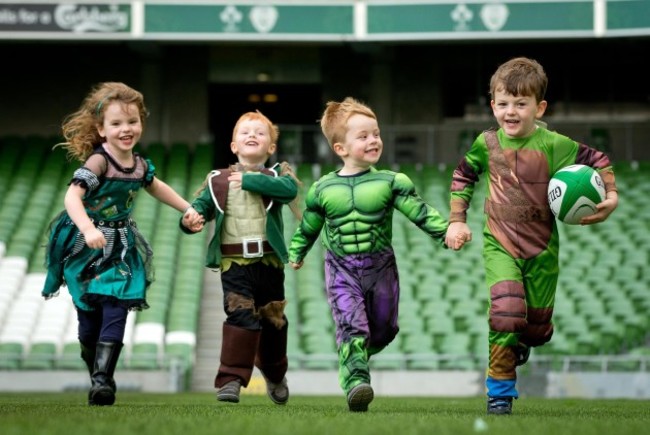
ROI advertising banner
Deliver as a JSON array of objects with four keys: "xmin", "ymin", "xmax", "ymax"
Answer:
[{"xmin": 0, "ymin": 3, "xmax": 130, "ymax": 34}]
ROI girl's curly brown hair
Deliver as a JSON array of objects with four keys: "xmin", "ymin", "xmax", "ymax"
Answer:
[{"xmin": 57, "ymin": 82, "xmax": 149, "ymax": 162}]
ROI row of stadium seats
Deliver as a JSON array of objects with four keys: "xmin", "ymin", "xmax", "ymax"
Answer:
[
  {"xmin": 282, "ymin": 160, "xmax": 650, "ymax": 369},
  {"xmin": 0, "ymin": 134, "xmax": 649, "ymax": 373},
  {"xmin": 0, "ymin": 137, "xmax": 211, "ymax": 371}
]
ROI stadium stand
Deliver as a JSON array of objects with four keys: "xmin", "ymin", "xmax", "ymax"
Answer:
[{"xmin": 0, "ymin": 135, "xmax": 648, "ymax": 388}]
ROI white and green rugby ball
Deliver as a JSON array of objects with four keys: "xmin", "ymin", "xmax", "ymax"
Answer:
[{"xmin": 547, "ymin": 164, "xmax": 606, "ymax": 225}]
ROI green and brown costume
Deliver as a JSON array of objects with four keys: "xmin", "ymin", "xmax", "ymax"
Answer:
[
  {"xmin": 449, "ymin": 127, "xmax": 617, "ymax": 399},
  {"xmin": 181, "ymin": 162, "xmax": 298, "ymax": 390}
]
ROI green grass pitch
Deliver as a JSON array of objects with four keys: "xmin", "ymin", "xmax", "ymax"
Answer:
[{"xmin": 1, "ymin": 393, "xmax": 649, "ymax": 435}]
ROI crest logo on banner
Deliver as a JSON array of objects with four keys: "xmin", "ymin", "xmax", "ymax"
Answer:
[
  {"xmin": 480, "ymin": 3, "xmax": 509, "ymax": 32},
  {"xmin": 220, "ymin": 5, "xmax": 242, "ymax": 32},
  {"xmin": 450, "ymin": 4, "xmax": 473, "ymax": 31},
  {"xmin": 249, "ymin": 5, "xmax": 278, "ymax": 33}
]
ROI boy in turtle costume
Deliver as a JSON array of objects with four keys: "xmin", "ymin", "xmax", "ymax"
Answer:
[{"xmin": 445, "ymin": 57, "xmax": 619, "ymax": 415}]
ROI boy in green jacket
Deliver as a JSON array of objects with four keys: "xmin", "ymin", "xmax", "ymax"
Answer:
[{"xmin": 181, "ymin": 111, "xmax": 299, "ymax": 405}]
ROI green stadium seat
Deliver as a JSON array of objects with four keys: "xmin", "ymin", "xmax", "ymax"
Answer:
[
  {"xmin": 129, "ymin": 343, "xmax": 161, "ymax": 369},
  {"xmin": 539, "ymin": 332, "xmax": 574, "ymax": 355},
  {"xmin": 56, "ymin": 342, "xmax": 85, "ymax": 370},
  {"xmin": 164, "ymin": 342, "xmax": 195, "ymax": 369},
  {"xmin": 287, "ymin": 350, "xmax": 306, "ymax": 369},
  {"xmin": 301, "ymin": 358, "xmax": 337, "ymax": 370},
  {"xmin": 129, "ymin": 322, "xmax": 164, "ymax": 369},
  {"xmin": 406, "ymin": 353, "xmax": 441, "ymax": 370},
  {"xmin": 301, "ymin": 330, "xmax": 336, "ymax": 355},
  {"xmin": 424, "ymin": 315, "xmax": 455, "ymax": 341},
  {"xmin": 573, "ymin": 331, "xmax": 599, "ymax": 355},
  {"xmin": 401, "ymin": 332, "xmax": 434, "ymax": 354},
  {"xmin": 369, "ymin": 342, "xmax": 404, "ymax": 370},
  {"xmin": 21, "ymin": 343, "xmax": 57, "ymax": 369},
  {"xmin": 0, "ymin": 342, "xmax": 23, "ymax": 369}
]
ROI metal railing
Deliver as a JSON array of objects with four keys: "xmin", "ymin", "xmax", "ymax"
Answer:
[{"xmin": 275, "ymin": 119, "xmax": 650, "ymax": 167}]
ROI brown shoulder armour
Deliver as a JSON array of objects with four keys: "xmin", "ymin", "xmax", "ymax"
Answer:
[{"xmin": 208, "ymin": 167, "xmax": 277, "ymax": 212}]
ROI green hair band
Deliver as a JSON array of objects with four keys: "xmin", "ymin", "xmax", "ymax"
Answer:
[{"xmin": 96, "ymin": 95, "xmax": 110, "ymax": 116}]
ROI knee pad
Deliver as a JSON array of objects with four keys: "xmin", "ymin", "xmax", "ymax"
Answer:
[
  {"xmin": 521, "ymin": 307, "xmax": 554, "ymax": 346},
  {"xmin": 225, "ymin": 292, "xmax": 258, "ymax": 328},
  {"xmin": 258, "ymin": 300, "xmax": 288, "ymax": 329},
  {"xmin": 489, "ymin": 280, "xmax": 527, "ymax": 333},
  {"xmin": 225, "ymin": 292, "xmax": 256, "ymax": 313}
]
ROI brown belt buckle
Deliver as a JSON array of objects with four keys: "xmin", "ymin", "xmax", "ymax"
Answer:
[{"xmin": 242, "ymin": 238, "xmax": 264, "ymax": 258}]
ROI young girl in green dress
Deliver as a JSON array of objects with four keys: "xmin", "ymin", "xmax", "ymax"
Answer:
[{"xmin": 42, "ymin": 82, "xmax": 202, "ymax": 406}]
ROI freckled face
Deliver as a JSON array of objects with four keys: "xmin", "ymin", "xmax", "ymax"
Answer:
[{"xmin": 230, "ymin": 119, "xmax": 276, "ymax": 165}]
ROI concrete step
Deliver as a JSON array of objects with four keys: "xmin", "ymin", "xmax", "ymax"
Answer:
[{"xmin": 191, "ymin": 267, "xmax": 224, "ymax": 391}]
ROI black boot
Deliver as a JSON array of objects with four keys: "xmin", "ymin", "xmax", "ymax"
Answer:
[
  {"xmin": 89, "ymin": 341, "xmax": 123, "ymax": 406},
  {"xmin": 80, "ymin": 341, "xmax": 96, "ymax": 376},
  {"xmin": 80, "ymin": 341, "xmax": 97, "ymax": 405}
]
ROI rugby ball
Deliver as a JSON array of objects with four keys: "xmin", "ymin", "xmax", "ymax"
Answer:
[{"xmin": 547, "ymin": 164, "xmax": 606, "ymax": 225}]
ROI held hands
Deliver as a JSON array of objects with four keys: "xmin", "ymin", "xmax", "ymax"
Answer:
[
  {"xmin": 289, "ymin": 261, "xmax": 303, "ymax": 270},
  {"xmin": 579, "ymin": 191, "xmax": 618, "ymax": 225},
  {"xmin": 454, "ymin": 232, "xmax": 471, "ymax": 250},
  {"xmin": 445, "ymin": 222, "xmax": 472, "ymax": 251},
  {"xmin": 183, "ymin": 206, "xmax": 205, "ymax": 232}
]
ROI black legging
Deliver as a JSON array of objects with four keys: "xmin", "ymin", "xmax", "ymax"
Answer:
[{"xmin": 77, "ymin": 302, "xmax": 128, "ymax": 343}]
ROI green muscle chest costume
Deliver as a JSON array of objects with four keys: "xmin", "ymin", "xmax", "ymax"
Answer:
[{"xmin": 289, "ymin": 167, "xmax": 447, "ymax": 263}]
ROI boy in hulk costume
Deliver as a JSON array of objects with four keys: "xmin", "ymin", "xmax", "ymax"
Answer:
[
  {"xmin": 445, "ymin": 57, "xmax": 619, "ymax": 415},
  {"xmin": 289, "ymin": 97, "xmax": 465, "ymax": 412}
]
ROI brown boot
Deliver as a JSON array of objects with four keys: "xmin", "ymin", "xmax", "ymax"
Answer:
[{"xmin": 215, "ymin": 323, "xmax": 260, "ymax": 402}]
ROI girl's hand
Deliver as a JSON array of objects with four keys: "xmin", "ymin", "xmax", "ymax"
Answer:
[
  {"xmin": 289, "ymin": 261, "xmax": 303, "ymax": 270},
  {"xmin": 83, "ymin": 227, "xmax": 106, "ymax": 249}
]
